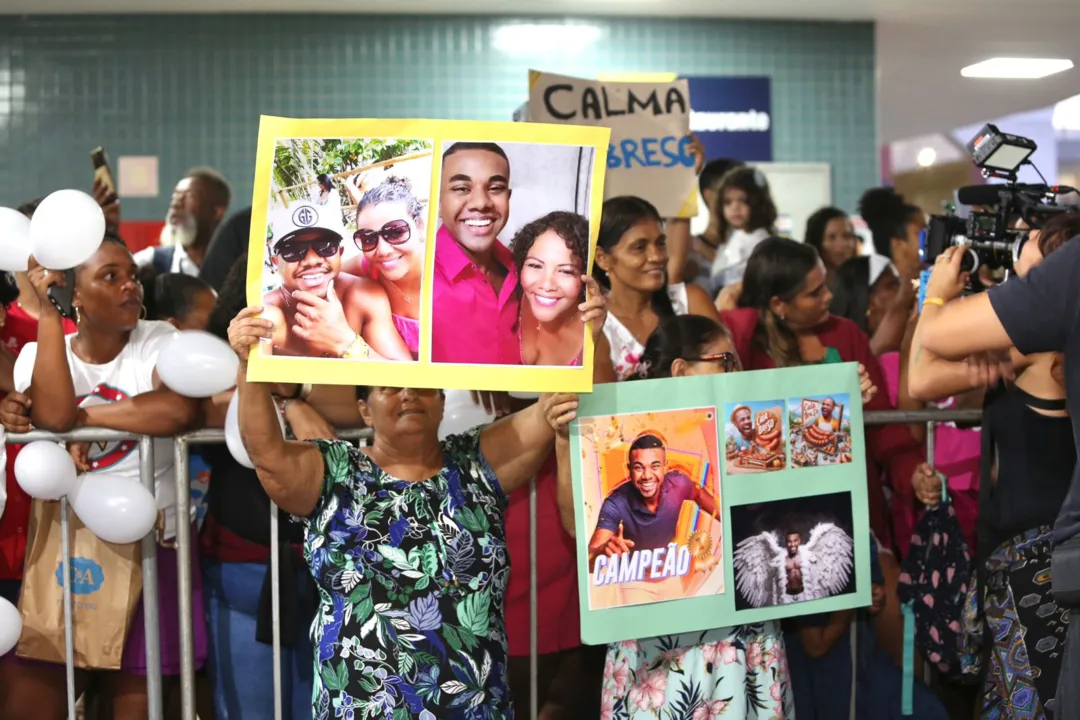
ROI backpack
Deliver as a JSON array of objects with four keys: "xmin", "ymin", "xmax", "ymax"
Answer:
[
  {"xmin": 151, "ymin": 245, "xmax": 176, "ymax": 275},
  {"xmin": 896, "ymin": 476, "xmax": 976, "ymax": 713}
]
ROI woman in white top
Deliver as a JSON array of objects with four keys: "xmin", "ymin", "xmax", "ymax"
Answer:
[
  {"xmin": 4, "ymin": 238, "xmax": 202, "ymax": 719},
  {"xmin": 594, "ymin": 196, "xmax": 721, "ymax": 380}
]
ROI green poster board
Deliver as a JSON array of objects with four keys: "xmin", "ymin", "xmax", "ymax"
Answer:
[{"xmin": 569, "ymin": 362, "xmax": 871, "ymax": 644}]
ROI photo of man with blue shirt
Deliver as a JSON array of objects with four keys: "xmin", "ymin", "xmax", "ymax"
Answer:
[{"xmin": 588, "ymin": 433, "xmax": 718, "ymax": 567}]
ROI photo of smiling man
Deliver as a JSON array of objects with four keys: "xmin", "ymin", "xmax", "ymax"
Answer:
[
  {"xmin": 431, "ymin": 140, "xmax": 596, "ymax": 365},
  {"xmin": 261, "ymin": 201, "xmax": 412, "ymax": 361},
  {"xmin": 577, "ymin": 408, "xmax": 724, "ymax": 610}
]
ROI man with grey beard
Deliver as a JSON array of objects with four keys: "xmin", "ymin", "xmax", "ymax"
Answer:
[{"xmin": 132, "ymin": 166, "xmax": 232, "ymax": 276}]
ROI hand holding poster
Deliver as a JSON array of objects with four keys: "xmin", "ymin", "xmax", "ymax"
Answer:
[
  {"xmin": 527, "ymin": 71, "xmax": 697, "ymax": 218},
  {"xmin": 570, "ymin": 363, "xmax": 870, "ymax": 644},
  {"xmin": 245, "ymin": 116, "xmax": 610, "ymax": 392}
]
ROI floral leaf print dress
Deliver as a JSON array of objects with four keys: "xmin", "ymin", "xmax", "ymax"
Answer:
[
  {"xmin": 303, "ymin": 430, "xmax": 513, "ymax": 719},
  {"xmin": 603, "ymin": 625, "xmax": 793, "ymax": 720}
]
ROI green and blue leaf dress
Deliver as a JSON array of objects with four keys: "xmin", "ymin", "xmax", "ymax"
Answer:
[{"xmin": 303, "ymin": 429, "xmax": 512, "ymax": 719}]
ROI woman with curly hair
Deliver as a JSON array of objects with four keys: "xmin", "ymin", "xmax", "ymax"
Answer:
[{"xmin": 509, "ymin": 210, "xmax": 607, "ymax": 369}]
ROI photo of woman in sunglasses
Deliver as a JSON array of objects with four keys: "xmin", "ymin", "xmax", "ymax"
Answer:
[
  {"xmin": 261, "ymin": 200, "xmax": 413, "ymax": 361},
  {"xmin": 342, "ymin": 175, "xmax": 427, "ymax": 359}
]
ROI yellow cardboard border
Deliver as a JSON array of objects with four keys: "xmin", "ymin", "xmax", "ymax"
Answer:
[{"xmin": 246, "ymin": 116, "xmax": 611, "ymax": 392}]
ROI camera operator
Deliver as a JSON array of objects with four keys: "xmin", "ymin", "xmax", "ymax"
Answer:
[
  {"xmin": 918, "ymin": 218, "xmax": 1080, "ymax": 718},
  {"xmin": 910, "ymin": 213, "xmax": 1080, "ymax": 716}
]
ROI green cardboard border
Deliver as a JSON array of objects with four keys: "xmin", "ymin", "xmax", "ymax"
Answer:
[{"xmin": 569, "ymin": 363, "xmax": 871, "ymax": 644}]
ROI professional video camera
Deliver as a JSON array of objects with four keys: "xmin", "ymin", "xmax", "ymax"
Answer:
[{"xmin": 922, "ymin": 124, "xmax": 1078, "ymax": 287}]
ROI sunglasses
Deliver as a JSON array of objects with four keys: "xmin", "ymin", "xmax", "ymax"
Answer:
[
  {"xmin": 354, "ymin": 220, "xmax": 411, "ymax": 253},
  {"xmin": 687, "ymin": 352, "xmax": 739, "ymax": 373},
  {"xmin": 275, "ymin": 237, "xmax": 341, "ymax": 264}
]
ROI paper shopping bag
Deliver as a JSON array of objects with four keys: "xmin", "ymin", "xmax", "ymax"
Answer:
[{"xmin": 16, "ymin": 499, "xmax": 142, "ymax": 669}]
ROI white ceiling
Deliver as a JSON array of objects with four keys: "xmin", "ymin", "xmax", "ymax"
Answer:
[
  {"xmin": 3, "ymin": 0, "xmax": 1079, "ymax": 145},
  {"xmin": 0, "ymin": 0, "xmax": 1072, "ymax": 20}
]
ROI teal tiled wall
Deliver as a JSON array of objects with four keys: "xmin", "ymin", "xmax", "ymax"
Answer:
[{"xmin": 0, "ymin": 15, "xmax": 875, "ymax": 220}]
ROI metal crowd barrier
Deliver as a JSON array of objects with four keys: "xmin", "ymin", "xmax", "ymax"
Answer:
[{"xmin": 5, "ymin": 407, "xmax": 983, "ymax": 720}]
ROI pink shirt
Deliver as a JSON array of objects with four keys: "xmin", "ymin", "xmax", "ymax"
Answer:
[{"xmin": 431, "ymin": 224, "xmax": 521, "ymax": 365}]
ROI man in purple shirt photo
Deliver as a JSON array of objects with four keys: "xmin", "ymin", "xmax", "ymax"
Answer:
[
  {"xmin": 431, "ymin": 142, "xmax": 522, "ymax": 365},
  {"xmin": 588, "ymin": 433, "xmax": 718, "ymax": 569}
]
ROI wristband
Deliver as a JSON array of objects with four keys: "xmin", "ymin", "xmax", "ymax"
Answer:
[{"xmin": 299, "ymin": 383, "xmax": 314, "ymax": 400}]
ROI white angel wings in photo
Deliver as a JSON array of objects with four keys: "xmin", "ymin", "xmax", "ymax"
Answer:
[{"xmin": 733, "ymin": 522, "xmax": 854, "ymax": 608}]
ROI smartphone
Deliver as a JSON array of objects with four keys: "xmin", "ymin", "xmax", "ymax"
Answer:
[
  {"xmin": 46, "ymin": 269, "xmax": 77, "ymax": 320},
  {"xmin": 91, "ymin": 146, "xmax": 116, "ymax": 198}
]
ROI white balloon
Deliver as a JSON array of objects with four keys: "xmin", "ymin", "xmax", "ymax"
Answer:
[
  {"xmin": 0, "ymin": 208, "xmax": 32, "ymax": 272},
  {"xmin": 30, "ymin": 190, "xmax": 105, "ymax": 270},
  {"xmin": 438, "ymin": 389, "xmax": 495, "ymax": 441},
  {"xmin": 156, "ymin": 331, "xmax": 239, "ymax": 398},
  {"xmin": 68, "ymin": 474, "xmax": 158, "ymax": 544},
  {"xmin": 0, "ymin": 596, "xmax": 22, "ymax": 656},
  {"xmin": 14, "ymin": 441, "xmax": 77, "ymax": 500},
  {"xmin": 225, "ymin": 391, "xmax": 285, "ymax": 469}
]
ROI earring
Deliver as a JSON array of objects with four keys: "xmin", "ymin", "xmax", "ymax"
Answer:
[
  {"xmin": 74, "ymin": 307, "xmax": 81, "ymax": 324},
  {"xmin": 140, "ymin": 305, "xmax": 147, "ymax": 320}
]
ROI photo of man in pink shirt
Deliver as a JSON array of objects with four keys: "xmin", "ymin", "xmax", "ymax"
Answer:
[{"xmin": 431, "ymin": 142, "xmax": 522, "ymax": 365}]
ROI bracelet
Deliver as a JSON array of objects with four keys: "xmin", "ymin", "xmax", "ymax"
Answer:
[
  {"xmin": 923, "ymin": 297, "xmax": 946, "ymax": 308},
  {"xmin": 341, "ymin": 333, "xmax": 371, "ymax": 360}
]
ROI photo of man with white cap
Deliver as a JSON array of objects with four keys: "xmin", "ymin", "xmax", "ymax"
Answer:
[{"xmin": 261, "ymin": 201, "xmax": 412, "ymax": 360}]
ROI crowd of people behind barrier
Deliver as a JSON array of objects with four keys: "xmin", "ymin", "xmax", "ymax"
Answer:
[{"xmin": 0, "ymin": 145, "xmax": 1076, "ymax": 720}]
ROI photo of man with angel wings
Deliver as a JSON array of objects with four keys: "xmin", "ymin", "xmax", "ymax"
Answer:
[{"xmin": 731, "ymin": 492, "xmax": 856, "ymax": 610}]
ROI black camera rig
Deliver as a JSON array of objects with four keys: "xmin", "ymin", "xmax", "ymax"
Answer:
[{"xmin": 922, "ymin": 124, "xmax": 1077, "ymax": 285}]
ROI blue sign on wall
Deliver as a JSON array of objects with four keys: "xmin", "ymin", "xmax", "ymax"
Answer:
[{"xmin": 684, "ymin": 77, "xmax": 773, "ymax": 163}]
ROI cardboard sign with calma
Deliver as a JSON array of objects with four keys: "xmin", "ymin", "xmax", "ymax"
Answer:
[{"xmin": 528, "ymin": 71, "xmax": 697, "ymax": 218}]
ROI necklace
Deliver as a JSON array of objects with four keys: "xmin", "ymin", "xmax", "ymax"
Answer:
[{"xmin": 382, "ymin": 278, "xmax": 413, "ymax": 306}]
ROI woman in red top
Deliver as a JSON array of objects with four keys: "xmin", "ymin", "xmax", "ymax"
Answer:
[
  {"xmin": 720, "ymin": 237, "xmax": 923, "ymax": 542},
  {"xmin": 720, "ymin": 237, "xmax": 924, "ymax": 666}
]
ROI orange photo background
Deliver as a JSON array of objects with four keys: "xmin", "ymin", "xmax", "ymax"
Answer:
[{"xmin": 579, "ymin": 407, "xmax": 723, "ymax": 609}]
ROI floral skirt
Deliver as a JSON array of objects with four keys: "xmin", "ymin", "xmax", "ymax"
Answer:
[{"xmin": 602, "ymin": 623, "xmax": 793, "ymax": 719}]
